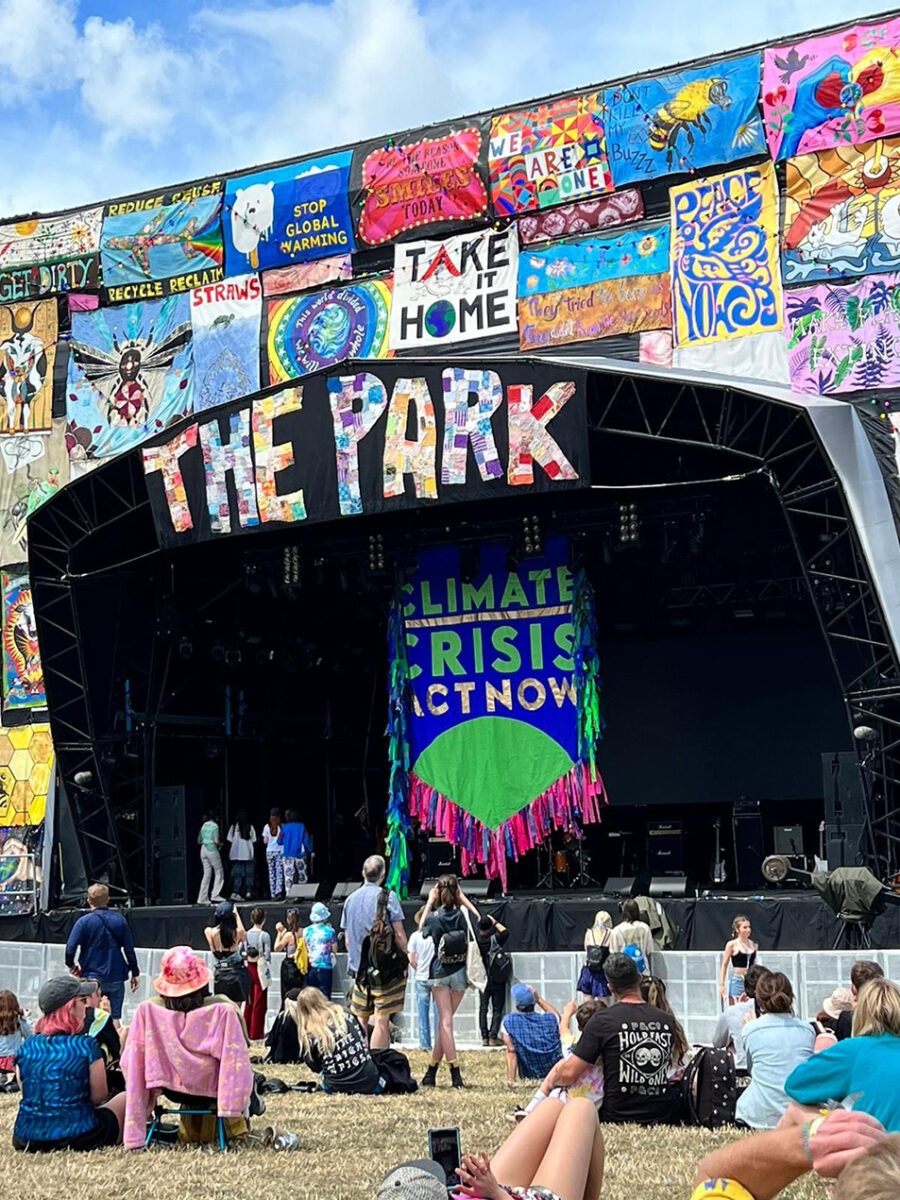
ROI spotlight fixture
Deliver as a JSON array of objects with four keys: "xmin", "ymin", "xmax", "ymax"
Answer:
[
  {"xmin": 521, "ymin": 514, "xmax": 543, "ymax": 557},
  {"xmin": 282, "ymin": 546, "xmax": 301, "ymax": 587},
  {"xmin": 617, "ymin": 502, "xmax": 638, "ymax": 545},
  {"xmin": 368, "ymin": 532, "xmax": 386, "ymax": 573}
]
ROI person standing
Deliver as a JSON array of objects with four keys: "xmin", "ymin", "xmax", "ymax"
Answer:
[
  {"xmin": 408, "ymin": 906, "xmax": 437, "ymax": 1051},
  {"xmin": 608, "ymin": 899, "xmax": 654, "ymax": 972},
  {"xmin": 341, "ymin": 854, "xmax": 408, "ymax": 1051},
  {"xmin": 196, "ymin": 810, "xmax": 225, "ymax": 904},
  {"xmin": 227, "ymin": 811, "xmax": 257, "ymax": 901},
  {"xmin": 420, "ymin": 874, "xmax": 472, "ymax": 1089},
  {"xmin": 244, "ymin": 907, "xmax": 271, "ymax": 1041},
  {"xmin": 262, "ymin": 808, "xmax": 284, "ymax": 899},
  {"xmin": 303, "ymin": 902, "xmax": 338, "ymax": 999},
  {"xmin": 476, "ymin": 913, "xmax": 510, "ymax": 1046},
  {"xmin": 718, "ymin": 915, "xmax": 759, "ymax": 1006},
  {"xmin": 274, "ymin": 907, "xmax": 306, "ymax": 1001},
  {"xmin": 280, "ymin": 809, "xmax": 312, "ymax": 893},
  {"xmin": 64, "ymin": 885, "xmax": 139, "ymax": 1026}
]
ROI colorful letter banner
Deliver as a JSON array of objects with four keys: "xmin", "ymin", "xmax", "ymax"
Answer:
[
  {"xmin": 763, "ymin": 16, "xmax": 900, "ymax": 160},
  {"xmin": 0, "ymin": 421, "xmax": 68, "ymax": 563},
  {"xmin": 100, "ymin": 183, "xmax": 225, "ymax": 304},
  {"xmin": 261, "ymin": 255, "xmax": 352, "ymax": 297},
  {"xmin": 603, "ymin": 54, "xmax": 766, "ymax": 185},
  {"xmin": 351, "ymin": 120, "xmax": 490, "ymax": 247},
  {"xmin": 0, "ymin": 300, "xmax": 56, "ymax": 436},
  {"xmin": 0, "ymin": 206, "xmax": 102, "ymax": 301},
  {"xmin": 517, "ymin": 189, "xmax": 644, "ymax": 246},
  {"xmin": 267, "ymin": 279, "xmax": 392, "ymax": 382},
  {"xmin": 489, "ymin": 92, "xmax": 612, "ymax": 217},
  {"xmin": 518, "ymin": 223, "xmax": 670, "ymax": 297},
  {"xmin": 782, "ymin": 138, "xmax": 900, "ymax": 284},
  {"xmin": 389, "ymin": 227, "xmax": 518, "ymax": 350},
  {"xmin": 191, "ymin": 275, "xmax": 262, "ymax": 413},
  {"xmin": 224, "ymin": 151, "xmax": 355, "ymax": 275},
  {"xmin": 786, "ymin": 273, "xmax": 900, "ymax": 394},
  {"xmin": 67, "ymin": 294, "xmax": 193, "ymax": 460},
  {"xmin": 671, "ymin": 163, "xmax": 783, "ymax": 346},
  {"xmin": 1, "ymin": 572, "xmax": 44, "ymax": 712}
]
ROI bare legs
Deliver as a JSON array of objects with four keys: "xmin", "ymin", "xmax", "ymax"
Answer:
[
  {"xmin": 431, "ymin": 985, "xmax": 465, "ymax": 1065},
  {"xmin": 369, "ymin": 1012, "xmax": 392, "ymax": 1051},
  {"xmin": 490, "ymin": 1097, "xmax": 604, "ymax": 1200}
]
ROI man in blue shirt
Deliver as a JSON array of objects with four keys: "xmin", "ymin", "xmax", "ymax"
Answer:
[
  {"xmin": 502, "ymin": 983, "xmax": 562, "ymax": 1083},
  {"xmin": 280, "ymin": 809, "xmax": 313, "ymax": 893},
  {"xmin": 65, "ymin": 885, "xmax": 139, "ymax": 1025}
]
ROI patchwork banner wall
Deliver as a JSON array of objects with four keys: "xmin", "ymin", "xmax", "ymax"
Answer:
[
  {"xmin": 100, "ymin": 183, "xmax": 225, "ymax": 304},
  {"xmin": 191, "ymin": 275, "xmax": 262, "ymax": 412},
  {"xmin": 0, "ymin": 300, "xmax": 57, "ymax": 435},
  {"xmin": 386, "ymin": 539, "xmax": 605, "ymax": 889},
  {"xmin": 390, "ymin": 227, "xmax": 518, "ymax": 350},
  {"xmin": 603, "ymin": 53, "xmax": 766, "ymax": 184},
  {"xmin": 0, "ymin": 207, "xmax": 101, "ymax": 301},
  {"xmin": 223, "ymin": 151, "xmax": 355, "ymax": 275},
  {"xmin": 763, "ymin": 16, "xmax": 900, "ymax": 160},
  {"xmin": 1, "ymin": 571, "xmax": 44, "ymax": 712},
  {"xmin": 67, "ymin": 294, "xmax": 194, "ymax": 460},
  {"xmin": 266, "ymin": 279, "xmax": 393, "ymax": 382}
]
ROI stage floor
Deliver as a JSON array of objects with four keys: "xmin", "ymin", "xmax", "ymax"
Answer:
[{"xmin": 2, "ymin": 888, "xmax": 897, "ymax": 952}]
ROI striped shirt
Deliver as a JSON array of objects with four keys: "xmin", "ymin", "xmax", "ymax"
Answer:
[{"xmin": 14, "ymin": 1034, "xmax": 102, "ymax": 1143}]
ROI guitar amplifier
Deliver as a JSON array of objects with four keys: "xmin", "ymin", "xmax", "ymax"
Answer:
[{"xmin": 647, "ymin": 822, "xmax": 684, "ymax": 875}]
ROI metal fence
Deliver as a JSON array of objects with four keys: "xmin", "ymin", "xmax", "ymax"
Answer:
[{"xmin": 2, "ymin": 941, "xmax": 898, "ymax": 1047}]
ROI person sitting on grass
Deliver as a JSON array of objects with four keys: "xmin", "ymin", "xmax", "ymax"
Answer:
[
  {"xmin": 377, "ymin": 1095, "xmax": 605, "ymax": 1200},
  {"xmin": 501, "ymin": 983, "xmax": 562, "ymax": 1087},
  {"xmin": 735, "ymin": 970, "xmax": 814, "ymax": 1130},
  {"xmin": 81, "ymin": 979, "xmax": 123, "ymax": 1093},
  {"xmin": 12, "ymin": 975, "xmax": 126, "ymax": 1152},
  {"xmin": 712, "ymin": 963, "xmax": 766, "ymax": 1073},
  {"xmin": 0, "ymin": 989, "xmax": 31, "ymax": 1090},
  {"xmin": 837, "ymin": 960, "xmax": 885, "ymax": 1040},
  {"xmin": 641, "ymin": 975, "xmax": 691, "ymax": 1080},
  {"xmin": 691, "ymin": 1105, "xmax": 888, "ymax": 1200},
  {"xmin": 291, "ymin": 985, "xmax": 385, "ymax": 1095},
  {"xmin": 514, "ymin": 997, "xmax": 605, "ymax": 1121}
]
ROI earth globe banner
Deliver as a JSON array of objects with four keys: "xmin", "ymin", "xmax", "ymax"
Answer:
[{"xmin": 266, "ymin": 279, "xmax": 392, "ymax": 382}]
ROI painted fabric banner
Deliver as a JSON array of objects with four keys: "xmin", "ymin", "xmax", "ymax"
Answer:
[
  {"xmin": 786, "ymin": 273, "xmax": 900, "ymax": 394},
  {"xmin": 603, "ymin": 53, "xmax": 766, "ymax": 185},
  {"xmin": 518, "ymin": 223, "xmax": 670, "ymax": 296},
  {"xmin": 763, "ymin": 17, "xmax": 900, "ymax": 160},
  {"xmin": 0, "ymin": 300, "xmax": 57, "ymax": 435},
  {"xmin": 1, "ymin": 572, "xmax": 44, "ymax": 712},
  {"xmin": 262, "ymin": 255, "xmax": 352, "ymax": 297},
  {"xmin": 351, "ymin": 120, "xmax": 490, "ymax": 247},
  {"xmin": 671, "ymin": 163, "xmax": 783, "ymax": 346},
  {"xmin": 100, "ymin": 183, "xmax": 225, "ymax": 304},
  {"xmin": 489, "ymin": 93, "xmax": 612, "ymax": 217},
  {"xmin": 267, "ymin": 279, "xmax": 392, "ymax": 382},
  {"xmin": 782, "ymin": 138, "xmax": 900, "ymax": 284},
  {"xmin": 392, "ymin": 539, "xmax": 604, "ymax": 885},
  {"xmin": 390, "ymin": 227, "xmax": 518, "ymax": 350},
  {"xmin": 0, "ymin": 207, "xmax": 102, "ymax": 301},
  {"xmin": 517, "ymin": 189, "xmax": 644, "ymax": 245},
  {"xmin": 0, "ymin": 421, "xmax": 67, "ymax": 563},
  {"xmin": 0, "ymin": 724, "xmax": 54, "ymax": 916},
  {"xmin": 67, "ymin": 294, "xmax": 193, "ymax": 460},
  {"xmin": 191, "ymin": 275, "xmax": 262, "ymax": 413},
  {"xmin": 224, "ymin": 151, "xmax": 355, "ymax": 275}
]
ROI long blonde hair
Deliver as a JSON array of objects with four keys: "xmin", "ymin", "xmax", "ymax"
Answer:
[
  {"xmin": 286, "ymin": 986, "xmax": 348, "ymax": 1058},
  {"xmin": 853, "ymin": 977, "xmax": 900, "ymax": 1038}
]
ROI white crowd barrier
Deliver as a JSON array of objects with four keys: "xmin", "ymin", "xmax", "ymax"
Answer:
[{"xmin": 3, "ymin": 941, "xmax": 900, "ymax": 1047}]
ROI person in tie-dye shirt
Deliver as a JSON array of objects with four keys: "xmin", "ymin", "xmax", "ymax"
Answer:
[{"xmin": 303, "ymin": 902, "xmax": 337, "ymax": 999}]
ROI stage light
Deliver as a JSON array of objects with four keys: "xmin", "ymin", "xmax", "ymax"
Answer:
[
  {"xmin": 73, "ymin": 770, "xmax": 94, "ymax": 788},
  {"xmin": 734, "ymin": 608, "xmax": 754, "ymax": 619},
  {"xmin": 521, "ymin": 514, "xmax": 543, "ymax": 557},
  {"xmin": 854, "ymin": 725, "xmax": 878, "ymax": 742},
  {"xmin": 282, "ymin": 546, "xmax": 301, "ymax": 587},
  {"xmin": 368, "ymin": 533, "xmax": 385, "ymax": 573},
  {"xmin": 617, "ymin": 502, "xmax": 638, "ymax": 545}
]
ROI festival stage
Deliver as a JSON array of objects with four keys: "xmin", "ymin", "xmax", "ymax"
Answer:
[{"xmin": 2, "ymin": 890, "xmax": 897, "ymax": 953}]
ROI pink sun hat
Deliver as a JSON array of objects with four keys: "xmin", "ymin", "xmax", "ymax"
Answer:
[{"xmin": 153, "ymin": 946, "xmax": 212, "ymax": 998}]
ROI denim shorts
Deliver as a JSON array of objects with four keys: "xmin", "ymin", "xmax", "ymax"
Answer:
[
  {"xmin": 729, "ymin": 973, "xmax": 747, "ymax": 1000},
  {"xmin": 432, "ymin": 967, "xmax": 467, "ymax": 992}
]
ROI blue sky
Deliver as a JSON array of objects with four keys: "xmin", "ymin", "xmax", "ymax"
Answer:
[{"xmin": 0, "ymin": 0, "xmax": 880, "ymax": 218}]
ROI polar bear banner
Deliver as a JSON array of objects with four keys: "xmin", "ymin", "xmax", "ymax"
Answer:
[{"xmin": 230, "ymin": 183, "xmax": 275, "ymax": 270}]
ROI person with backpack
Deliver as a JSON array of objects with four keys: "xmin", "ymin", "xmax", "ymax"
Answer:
[
  {"xmin": 341, "ymin": 854, "xmax": 408, "ymax": 1051},
  {"xmin": 577, "ymin": 911, "xmax": 612, "ymax": 1000},
  {"xmin": 64, "ymin": 884, "xmax": 140, "ymax": 1026},
  {"xmin": 420, "ymin": 873, "xmax": 473, "ymax": 1089},
  {"xmin": 476, "ymin": 913, "xmax": 510, "ymax": 1046}
]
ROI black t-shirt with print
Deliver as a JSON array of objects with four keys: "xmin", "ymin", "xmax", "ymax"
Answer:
[
  {"xmin": 572, "ymin": 1000, "xmax": 677, "ymax": 1124},
  {"xmin": 302, "ymin": 1013, "xmax": 381, "ymax": 1094}
]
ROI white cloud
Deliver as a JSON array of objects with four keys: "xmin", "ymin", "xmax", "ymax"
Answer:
[{"xmin": 0, "ymin": 0, "xmax": 77, "ymax": 103}]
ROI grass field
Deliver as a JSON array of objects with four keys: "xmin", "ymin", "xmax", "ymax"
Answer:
[{"xmin": 0, "ymin": 1049, "xmax": 832, "ymax": 1200}]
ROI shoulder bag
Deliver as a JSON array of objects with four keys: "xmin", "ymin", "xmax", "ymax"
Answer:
[{"xmin": 463, "ymin": 909, "xmax": 487, "ymax": 992}]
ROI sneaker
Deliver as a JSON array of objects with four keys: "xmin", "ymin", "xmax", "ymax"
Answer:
[
  {"xmin": 450, "ymin": 1064, "xmax": 465, "ymax": 1089},
  {"xmin": 210, "ymin": 895, "xmax": 224, "ymax": 903},
  {"xmin": 421, "ymin": 1063, "xmax": 438, "ymax": 1087},
  {"xmin": 229, "ymin": 892, "xmax": 243, "ymax": 901}
]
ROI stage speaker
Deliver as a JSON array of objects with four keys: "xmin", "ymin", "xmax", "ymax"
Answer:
[
  {"xmin": 823, "ymin": 752, "xmax": 867, "ymax": 827},
  {"xmin": 462, "ymin": 879, "xmax": 495, "ymax": 899},
  {"xmin": 331, "ymin": 881, "xmax": 361, "ymax": 900},
  {"xmin": 151, "ymin": 785, "xmax": 201, "ymax": 850},
  {"xmin": 425, "ymin": 837, "xmax": 458, "ymax": 877},
  {"xmin": 157, "ymin": 846, "xmax": 189, "ymax": 905},
  {"xmin": 826, "ymin": 823, "xmax": 866, "ymax": 869},
  {"xmin": 774, "ymin": 825, "xmax": 804, "ymax": 856},
  {"xmin": 733, "ymin": 807, "xmax": 765, "ymax": 889},
  {"xmin": 287, "ymin": 882, "xmax": 321, "ymax": 900},
  {"xmin": 604, "ymin": 876, "xmax": 636, "ymax": 897},
  {"xmin": 649, "ymin": 875, "xmax": 693, "ymax": 898}
]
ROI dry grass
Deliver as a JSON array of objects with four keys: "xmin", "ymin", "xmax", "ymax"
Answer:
[{"xmin": 0, "ymin": 1049, "xmax": 831, "ymax": 1200}]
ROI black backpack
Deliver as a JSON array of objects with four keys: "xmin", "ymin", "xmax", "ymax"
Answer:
[
  {"xmin": 437, "ymin": 913, "xmax": 468, "ymax": 965},
  {"xmin": 363, "ymin": 888, "xmax": 407, "ymax": 989},
  {"xmin": 487, "ymin": 937, "xmax": 512, "ymax": 983},
  {"xmin": 682, "ymin": 1047, "xmax": 736, "ymax": 1128}
]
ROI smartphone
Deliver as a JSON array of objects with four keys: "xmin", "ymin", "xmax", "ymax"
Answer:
[{"xmin": 428, "ymin": 1126, "xmax": 461, "ymax": 1188}]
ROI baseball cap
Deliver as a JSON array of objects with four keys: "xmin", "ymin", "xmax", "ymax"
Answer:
[
  {"xmin": 511, "ymin": 983, "xmax": 535, "ymax": 1009},
  {"xmin": 214, "ymin": 900, "xmax": 234, "ymax": 919},
  {"xmin": 38, "ymin": 975, "xmax": 97, "ymax": 1015},
  {"xmin": 376, "ymin": 1159, "xmax": 447, "ymax": 1200}
]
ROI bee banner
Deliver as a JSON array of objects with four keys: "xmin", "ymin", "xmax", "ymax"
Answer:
[
  {"xmin": 0, "ymin": 421, "xmax": 68, "ymax": 564},
  {"xmin": 389, "ymin": 227, "xmax": 518, "ymax": 351},
  {"xmin": 489, "ymin": 93, "xmax": 613, "ymax": 217},
  {"xmin": 0, "ymin": 206, "xmax": 102, "ymax": 301},
  {"xmin": 100, "ymin": 183, "xmax": 225, "ymax": 305},
  {"xmin": 1, "ymin": 571, "xmax": 44, "ymax": 712},
  {"xmin": 671, "ymin": 163, "xmax": 783, "ymax": 346},
  {"xmin": 385, "ymin": 538, "xmax": 605, "ymax": 890},
  {"xmin": 266, "ymin": 279, "xmax": 392, "ymax": 382},
  {"xmin": 782, "ymin": 138, "xmax": 900, "ymax": 284},
  {"xmin": 0, "ymin": 300, "xmax": 57, "ymax": 436},
  {"xmin": 191, "ymin": 275, "xmax": 262, "ymax": 413},
  {"xmin": 351, "ymin": 120, "xmax": 491, "ymax": 248},
  {"xmin": 762, "ymin": 16, "xmax": 900, "ymax": 162},
  {"xmin": 786, "ymin": 273, "xmax": 900, "ymax": 395},
  {"xmin": 223, "ymin": 150, "xmax": 355, "ymax": 276},
  {"xmin": 66, "ymin": 294, "xmax": 193, "ymax": 461},
  {"xmin": 603, "ymin": 54, "xmax": 766, "ymax": 186}
]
